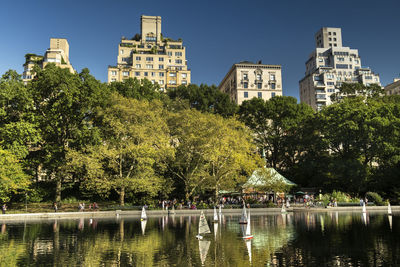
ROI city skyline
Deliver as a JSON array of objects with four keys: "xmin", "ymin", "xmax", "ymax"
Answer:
[{"xmin": 1, "ymin": 0, "xmax": 399, "ymax": 100}]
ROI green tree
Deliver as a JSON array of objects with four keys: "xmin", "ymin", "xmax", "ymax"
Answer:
[
  {"xmin": 0, "ymin": 147, "xmax": 30, "ymax": 202},
  {"xmin": 167, "ymin": 84, "xmax": 238, "ymax": 117},
  {"xmin": 330, "ymin": 82, "xmax": 383, "ymax": 103},
  {"xmin": 68, "ymin": 93, "xmax": 173, "ymax": 205},
  {"xmin": 28, "ymin": 64, "xmax": 109, "ymax": 202},
  {"xmin": 109, "ymin": 77, "xmax": 166, "ymax": 101}
]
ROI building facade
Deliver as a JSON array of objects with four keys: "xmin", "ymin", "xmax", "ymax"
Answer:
[
  {"xmin": 218, "ymin": 61, "xmax": 282, "ymax": 105},
  {"xmin": 385, "ymin": 78, "xmax": 400, "ymax": 96},
  {"xmin": 299, "ymin": 27, "xmax": 380, "ymax": 111},
  {"xmin": 22, "ymin": 38, "xmax": 75, "ymax": 83},
  {"xmin": 108, "ymin": 15, "xmax": 191, "ymax": 91}
]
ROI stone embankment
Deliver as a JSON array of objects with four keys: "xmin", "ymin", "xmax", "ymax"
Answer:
[{"xmin": 0, "ymin": 206, "xmax": 398, "ymax": 222}]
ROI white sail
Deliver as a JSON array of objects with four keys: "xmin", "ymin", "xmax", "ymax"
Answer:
[
  {"xmin": 213, "ymin": 207, "xmax": 218, "ymax": 222},
  {"xmin": 245, "ymin": 240, "xmax": 252, "ymax": 263},
  {"xmin": 214, "ymin": 221, "xmax": 218, "ymax": 240},
  {"xmin": 362, "ymin": 202, "xmax": 366, "ymax": 213},
  {"xmin": 141, "ymin": 206, "xmax": 147, "ymax": 220},
  {"xmin": 199, "ymin": 240, "xmax": 211, "ymax": 265},
  {"xmin": 388, "ymin": 203, "xmax": 392, "ymax": 215},
  {"xmin": 281, "ymin": 203, "xmax": 286, "ymax": 213},
  {"xmin": 239, "ymin": 205, "xmax": 248, "ymax": 224},
  {"xmin": 141, "ymin": 219, "xmax": 147, "ymax": 235},
  {"xmin": 219, "ymin": 205, "xmax": 222, "ymax": 215},
  {"xmin": 245, "ymin": 210, "xmax": 251, "ymax": 236},
  {"xmin": 198, "ymin": 211, "xmax": 211, "ymax": 235}
]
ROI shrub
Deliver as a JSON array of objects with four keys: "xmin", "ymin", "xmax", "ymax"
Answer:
[{"xmin": 366, "ymin": 192, "xmax": 384, "ymax": 206}]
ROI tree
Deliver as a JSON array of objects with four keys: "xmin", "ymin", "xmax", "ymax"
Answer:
[
  {"xmin": 28, "ymin": 64, "xmax": 109, "ymax": 202},
  {"xmin": 0, "ymin": 147, "xmax": 30, "ymax": 202},
  {"xmin": 68, "ymin": 93, "xmax": 173, "ymax": 205},
  {"xmin": 238, "ymin": 96, "xmax": 314, "ymax": 171},
  {"xmin": 109, "ymin": 77, "xmax": 166, "ymax": 101},
  {"xmin": 168, "ymin": 109, "xmax": 262, "ymax": 202},
  {"xmin": 167, "ymin": 84, "xmax": 238, "ymax": 117},
  {"xmin": 330, "ymin": 82, "xmax": 384, "ymax": 103}
]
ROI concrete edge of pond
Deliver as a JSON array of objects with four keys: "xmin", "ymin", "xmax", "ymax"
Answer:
[{"xmin": 0, "ymin": 206, "xmax": 398, "ymax": 222}]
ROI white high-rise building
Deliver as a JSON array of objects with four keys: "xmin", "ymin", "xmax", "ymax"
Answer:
[{"xmin": 299, "ymin": 27, "xmax": 380, "ymax": 111}]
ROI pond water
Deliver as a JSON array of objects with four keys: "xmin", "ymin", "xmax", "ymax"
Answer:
[{"xmin": 0, "ymin": 211, "xmax": 399, "ymax": 266}]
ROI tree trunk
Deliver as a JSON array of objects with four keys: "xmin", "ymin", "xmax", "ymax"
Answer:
[
  {"xmin": 55, "ymin": 177, "xmax": 62, "ymax": 203},
  {"xmin": 119, "ymin": 186, "xmax": 125, "ymax": 206},
  {"xmin": 214, "ymin": 184, "xmax": 219, "ymax": 205}
]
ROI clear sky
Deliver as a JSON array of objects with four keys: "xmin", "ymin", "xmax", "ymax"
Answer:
[{"xmin": 1, "ymin": 0, "xmax": 399, "ymax": 100}]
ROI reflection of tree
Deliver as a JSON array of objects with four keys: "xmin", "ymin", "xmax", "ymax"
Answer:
[{"xmin": 0, "ymin": 238, "xmax": 26, "ymax": 266}]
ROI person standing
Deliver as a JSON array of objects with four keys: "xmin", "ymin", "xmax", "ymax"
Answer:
[
  {"xmin": 53, "ymin": 202, "xmax": 58, "ymax": 212},
  {"xmin": 1, "ymin": 204, "xmax": 6, "ymax": 214}
]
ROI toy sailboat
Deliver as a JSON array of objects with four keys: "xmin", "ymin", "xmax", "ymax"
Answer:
[
  {"xmin": 141, "ymin": 206, "xmax": 147, "ymax": 221},
  {"xmin": 362, "ymin": 202, "xmax": 366, "ymax": 213},
  {"xmin": 196, "ymin": 211, "xmax": 211, "ymax": 239},
  {"xmin": 213, "ymin": 207, "xmax": 218, "ymax": 223},
  {"xmin": 239, "ymin": 205, "xmax": 248, "ymax": 224},
  {"xmin": 242, "ymin": 210, "xmax": 253, "ymax": 240}
]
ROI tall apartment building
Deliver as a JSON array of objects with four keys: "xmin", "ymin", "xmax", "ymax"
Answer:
[
  {"xmin": 299, "ymin": 27, "xmax": 380, "ymax": 111},
  {"xmin": 108, "ymin": 15, "xmax": 191, "ymax": 91},
  {"xmin": 385, "ymin": 78, "xmax": 400, "ymax": 96},
  {"xmin": 22, "ymin": 38, "xmax": 75, "ymax": 83},
  {"xmin": 218, "ymin": 61, "xmax": 282, "ymax": 105}
]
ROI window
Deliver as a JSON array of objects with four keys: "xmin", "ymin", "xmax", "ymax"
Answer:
[
  {"xmin": 136, "ymin": 64, "xmax": 141, "ymax": 68},
  {"xmin": 256, "ymin": 74, "xmax": 261, "ymax": 80},
  {"xmin": 338, "ymin": 57, "xmax": 344, "ymax": 62},
  {"xmin": 159, "ymin": 57, "xmax": 164, "ymax": 61},
  {"xmin": 167, "ymin": 52, "xmax": 172, "ymax": 56},
  {"xmin": 244, "ymin": 92, "xmax": 248, "ymax": 98},
  {"xmin": 151, "ymin": 72, "xmax": 156, "ymax": 77},
  {"xmin": 159, "ymin": 64, "xmax": 164, "ymax": 69},
  {"xmin": 258, "ymin": 92, "xmax": 262, "ymax": 98},
  {"xmin": 111, "ymin": 71, "xmax": 117, "ymax": 76},
  {"xmin": 182, "ymin": 80, "xmax": 187, "ymax": 84},
  {"xmin": 135, "ymin": 72, "xmax": 140, "ymax": 76},
  {"xmin": 175, "ymin": 52, "xmax": 182, "ymax": 56},
  {"xmin": 136, "ymin": 56, "xmax": 141, "ymax": 60},
  {"xmin": 336, "ymin": 64, "xmax": 348, "ymax": 69},
  {"xmin": 120, "ymin": 50, "xmax": 124, "ymax": 54},
  {"xmin": 159, "ymin": 80, "xmax": 164, "ymax": 84},
  {"xmin": 146, "ymin": 36, "xmax": 156, "ymax": 42},
  {"xmin": 271, "ymin": 83, "xmax": 276, "ymax": 89},
  {"xmin": 327, "ymin": 82, "xmax": 335, "ymax": 85},
  {"xmin": 328, "ymin": 32, "xmax": 331, "ymax": 35},
  {"xmin": 122, "ymin": 71, "xmax": 129, "ymax": 76},
  {"xmin": 111, "ymin": 78, "xmax": 116, "ymax": 82},
  {"xmin": 169, "ymin": 80, "xmax": 177, "ymax": 85},
  {"xmin": 329, "ymin": 38, "xmax": 332, "ymax": 41},
  {"xmin": 159, "ymin": 73, "xmax": 165, "ymax": 77},
  {"xmin": 326, "ymin": 74, "xmax": 334, "ymax": 79},
  {"xmin": 270, "ymin": 74, "xmax": 276, "ymax": 81},
  {"xmin": 271, "ymin": 92, "xmax": 276, "ymax": 97},
  {"xmin": 144, "ymin": 72, "xmax": 148, "ymax": 77},
  {"xmin": 244, "ymin": 82, "xmax": 248, "ymax": 89},
  {"xmin": 318, "ymin": 58, "xmax": 324, "ymax": 62},
  {"xmin": 243, "ymin": 73, "xmax": 248, "ymax": 80},
  {"xmin": 328, "ymin": 89, "xmax": 335, "ymax": 92},
  {"xmin": 169, "ymin": 73, "xmax": 177, "ymax": 77},
  {"xmin": 151, "ymin": 80, "xmax": 155, "ymax": 84},
  {"xmin": 257, "ymin": 83, "xmax": 262, "ymax": 89},
  {"xmin": 175, "ymin": 59, "xmax": 182, "ymax": 64},
  {"xmin": 146, "ymin": 64, "xmax": 153, "ymax": 69},
  {"xmin": 181, "ymin": 73, "xmax": 187, "ymax": 78},
  {"xmin": 334, "ymin": 38, "xmax": 337, "ymax": 41},
  {"xmin": 334, "ymin": 44, "xmax": 337, "ymax": 47},
  {"xmin": 333, "ymin": 32, "xmax": 336, "ymax": 35},
  {"xmin": 145, "ymin": 57, "xmax": 153, "ymax": 61},
  {"xmin": 122, "ymin": 57, "xmax": 129, "ymax": 62}
]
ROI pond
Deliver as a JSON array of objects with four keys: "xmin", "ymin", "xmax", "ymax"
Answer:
[{"xmin": 0, "ymin": 211, "xmax": 398, "ymax": 266}]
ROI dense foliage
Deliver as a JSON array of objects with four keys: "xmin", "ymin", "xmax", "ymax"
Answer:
[{"xmin": 0, "ymin": 65, "xmax": 399, "ymax": 205}]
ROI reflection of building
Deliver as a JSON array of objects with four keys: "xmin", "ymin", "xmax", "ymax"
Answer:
[
  {"xmin": 299, "ymin": 27, "xmax": 381, "ymax": 111},
  {"xmin": 218, "ymin": 61, "xmax": 283, "ymax": 105},
  {"xmin": 22, "ymin": 38, "xmax": 75, "ymax": 84},
  {"xmin": 384, "ymin": 78, "xmax": 400, "ymax": 96},
  {"xmin": 108, "ymin": 15, "xmax": 191, "ymax": 91}
]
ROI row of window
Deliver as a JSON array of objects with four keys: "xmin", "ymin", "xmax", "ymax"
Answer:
[
  {"xmin": 120, "ymin": 51, "xmax": 183, "ymax": 57},
  {"xmin": 242, "ymin": 73, "xmax": 276, "ymax": 80},
  {"xmin": 243, "ymin": 82, "xmax": 276, "ymax": 89},
  {"xmin": 112, "ymin": 70, "xmax": 188, "ymax": 79},
  {"xmin": 243, "ymin": 92, "xmax": 276, "ymax": 98},
  {"xmin": 110, "ymin": 78, "xmax": 187, "ymax": 86}
]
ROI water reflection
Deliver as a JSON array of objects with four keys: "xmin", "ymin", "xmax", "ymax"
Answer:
[{"xmin": 0, "ymin": 212, "xmax": 398, "ymax": 266}]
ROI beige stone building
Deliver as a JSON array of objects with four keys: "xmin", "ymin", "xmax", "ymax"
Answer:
[
  {"xmin": 218, "ymin": 61, "xmax": 282, "ymax": 105},
  {"xmin": 22, "ymin": 38, "xmax": 75, "ymax": 83},
  {"xmin": 299, "ymin": 27, "xmax": 380, "ymax": 111},
  {"xmin": 385, "ymin": 78, "xmax": 400, "ymax": 96},
  {"xmin": 108, "ymin": 15, "xmax": 191, "ymax": 91}
]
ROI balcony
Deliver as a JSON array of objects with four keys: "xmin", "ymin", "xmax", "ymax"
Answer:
[{"xmin": 314, "ymin": 82, "xmax": 325, "ymax": 88}]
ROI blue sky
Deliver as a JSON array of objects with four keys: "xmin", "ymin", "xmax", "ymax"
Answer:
[{"xmin": 1, "ymin": 0, "xmax": 399, "ymax": 100}]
